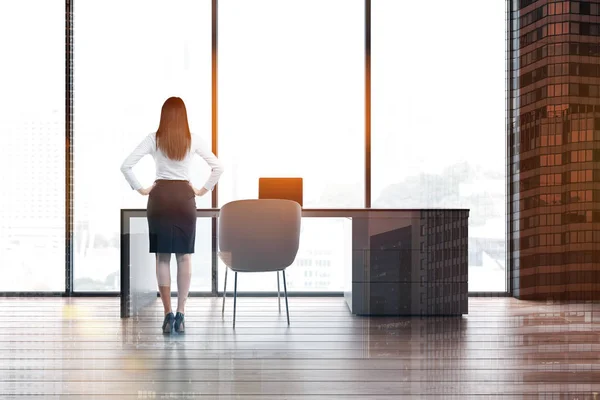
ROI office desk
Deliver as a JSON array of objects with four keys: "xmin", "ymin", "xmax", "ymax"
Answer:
[{"xmin": 121, "ymin": 208, "xmax": 469, "ymax": 318}]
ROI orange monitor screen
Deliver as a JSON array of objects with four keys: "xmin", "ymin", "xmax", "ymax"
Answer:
[{"xmin": 258, "ymin": 178, "xmax": 303, "ymax": 207}]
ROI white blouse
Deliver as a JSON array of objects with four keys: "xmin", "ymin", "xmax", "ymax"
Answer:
[{"xmin": 120, "ymin": 132, "xmax": 224, "ymax": 191}]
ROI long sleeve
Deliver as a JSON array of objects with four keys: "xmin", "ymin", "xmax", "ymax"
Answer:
[
  {"xmin": 120, "ymin": 133, "xmax": 155, "ymax": 191},
  {"xmin": 194, "ymin": 136, "xmax": 224, "ymax": 191}
]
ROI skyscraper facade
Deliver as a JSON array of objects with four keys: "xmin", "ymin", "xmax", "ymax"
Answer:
[{"xmin": 508, "ymin": 0, "xmax": 600, "ymax": 300}]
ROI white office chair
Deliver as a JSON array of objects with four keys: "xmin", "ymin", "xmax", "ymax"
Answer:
[{"xmin": 218, "ymin": 199, "xmax": 301, "ymax": 327}]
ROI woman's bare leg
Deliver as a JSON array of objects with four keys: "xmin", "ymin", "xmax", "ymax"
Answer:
[
  {"xmin": 156, "ymin": 253, "xmax": 172, "ymax": 315},
  {"xmin": 175, "ymin": 253, "xmax": 192, "ymax": 314}
]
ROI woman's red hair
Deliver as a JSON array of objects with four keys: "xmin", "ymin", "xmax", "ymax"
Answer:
[{"xmin": 156, "ymin": 97, "xmax": 191, "ymax": 160}]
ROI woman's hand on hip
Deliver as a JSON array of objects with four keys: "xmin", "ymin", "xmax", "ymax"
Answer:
[
  {"xmin": 189, "ymin": 183, "xmax": 208, "ymax": 197},
  {"xmin": 137, "ymin": 183, "xmax": 155, "ymax": 196}
]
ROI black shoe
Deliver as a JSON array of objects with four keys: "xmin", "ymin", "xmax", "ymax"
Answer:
[
  {"xmin": 162, "ymin": 312, "xmax": 175, "ymax": 334},
  {"xmin": 174, "ymin": 312, "xmax": 185, "ymax": 334}
]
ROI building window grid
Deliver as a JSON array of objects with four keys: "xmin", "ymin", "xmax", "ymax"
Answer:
[
  {"xmin": 521, "ymin": 208, "xmax": 600, "ymax": 228},
  {"xmin": 520, "ymin": 169, "xmax": 599, "ymax": 191},
  {"xmin": 516, "ymin": 0, "xmax": 600, "ymax": 31},
  {"xmin": 519, "ymin": 148, "xmax": 597, "ymax": 172},
  {"xmin": 519, "ymin": 84, "xmax": 600, "ymax": 108},
  {"xmin": 521, "ymin": 62, "xmax": 600, "ymax": 89},
  {"xmin": 518, "ymin": 22, "xmax": 600, "ymax": 46},
  {"xmin": 567, "ymin": 169, "xmax": 594, "ymax": 183},
  {"xmin": 520, "ymin": 230, "xmax": 600, "ymax": 250},
  {"xmin": 521, "ymin": 42, "xmax": 600, "ymax": 69}
]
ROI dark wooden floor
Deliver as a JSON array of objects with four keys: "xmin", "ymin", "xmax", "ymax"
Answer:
[{"xmin": 0, "ymin": 296, "xmax": 598, "ymax": 399}]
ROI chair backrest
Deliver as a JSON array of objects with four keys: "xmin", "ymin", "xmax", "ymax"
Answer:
[{"xmin": 218, "ymin": 199, "xmax": 301, "ymax": 272}]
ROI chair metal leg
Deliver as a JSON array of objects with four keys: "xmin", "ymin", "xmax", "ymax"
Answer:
[
  {"xmin": 233, "ymin": 272, "xmax": 238, "ymax": 329},
  {"xmin": 277, "ymin": 271, "xmax": 281, "ymax": 313},
  {"xmin": 222, "ymin": 267, "xmax": 228, "ymax": 315},
  {"xmin": 282, "ymin": 270, "xmax": 290, "ymax": 325}
]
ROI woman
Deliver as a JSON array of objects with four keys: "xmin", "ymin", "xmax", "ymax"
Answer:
[{"xmin": 120, "ymin": 97, "xmax": 224, "ymax": 334}]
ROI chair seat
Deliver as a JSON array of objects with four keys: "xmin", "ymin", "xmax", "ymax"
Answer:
[{"xmin": 219, "ymin": 251, "xmax": 288, "ymax": 272}]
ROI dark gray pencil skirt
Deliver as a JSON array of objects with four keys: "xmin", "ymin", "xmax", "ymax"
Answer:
[{"xmin": 147, "ymin": 180, "xmax": 196, "ymax": 254}]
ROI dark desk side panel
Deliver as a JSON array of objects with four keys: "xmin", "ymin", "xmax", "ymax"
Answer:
[{"xmin": 348, "ymin": 209, "xmax": 469, "ymax": 316}]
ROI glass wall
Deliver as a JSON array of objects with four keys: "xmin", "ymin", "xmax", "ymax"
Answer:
[
  {"xmin": 217, "ymin": 0, "xmax": 364, "ymax": 291},
  {"xmin": 371, "ymin": 0, "xmax": 507, "ymax": 292},
  {"xmin": 74, "ymin": 0, "xmax": 213, "ymax": 291},
  {"xmin": 0, "ymin": 1, "xmax": 65, "ymax": 291},
  {"xmin": 3, "ymin": 1, "xmax": 510, "ymax": 294}
]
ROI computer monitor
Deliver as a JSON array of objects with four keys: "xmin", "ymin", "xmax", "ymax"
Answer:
[{"xmin": 258, "ymin": 177, "xmax": 303, "ymax": 207}]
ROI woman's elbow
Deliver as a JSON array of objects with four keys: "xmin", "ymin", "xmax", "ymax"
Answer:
[{"xmin": 215, "ymin": 162, "xmax": 225, "ymax": 176}]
